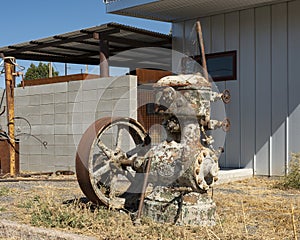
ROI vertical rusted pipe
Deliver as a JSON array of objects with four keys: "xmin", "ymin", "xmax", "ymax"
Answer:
[
  {"xmin": 135, "ymin": 158, "xmax": 152, "ymax": 225},
  {"xmin": 4, "ymin": 57, "xmax": 17, "ymax": 177},
  {"xmin": 196, "ymin": 21, "xmax": 209, "ymax": 81}
]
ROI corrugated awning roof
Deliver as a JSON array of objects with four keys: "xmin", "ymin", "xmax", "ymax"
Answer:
[{"xmin": 0, "ymin": 22, "xmax": 172, "ymax": 68}]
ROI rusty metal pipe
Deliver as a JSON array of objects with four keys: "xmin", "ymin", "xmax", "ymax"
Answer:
[
  {"xmin": 4, "ymin": 57, "xmax": 17, "ymax": 177},
  {"xmin": 196, "ymin": 21, "xmax": 209, "ymax": 81},
  {"xmin": 135, "ymin": 157, "xmax": 152, "ymax": 224}
]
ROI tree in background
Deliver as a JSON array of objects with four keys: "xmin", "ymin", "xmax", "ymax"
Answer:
[{"xmin": 24, "ymin": 62, "xmax": 59, "ymax": 80}]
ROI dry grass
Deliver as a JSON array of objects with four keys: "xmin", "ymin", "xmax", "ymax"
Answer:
[{"xmin": 0, "ymin": 177, "xmax": 299, "ymax": 240}]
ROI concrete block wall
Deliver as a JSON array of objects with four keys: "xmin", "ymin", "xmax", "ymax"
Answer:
[{"xmin": 3, "ymin": 75, "xmax": 138, "ymax": 172}]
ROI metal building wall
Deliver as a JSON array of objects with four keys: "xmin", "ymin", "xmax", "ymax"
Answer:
[{"xmin": 172, "ymin": 0, "xmax": 300, "ymax": 176}]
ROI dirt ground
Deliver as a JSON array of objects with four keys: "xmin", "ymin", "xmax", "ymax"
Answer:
[{"xmin": 0, "ymin": 176, "xmax": 299, "ymax": 240}]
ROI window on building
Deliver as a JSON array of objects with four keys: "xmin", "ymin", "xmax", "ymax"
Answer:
[{"xmin": 193, "ymin": 50, "xmax": 237, "ymax": 81}]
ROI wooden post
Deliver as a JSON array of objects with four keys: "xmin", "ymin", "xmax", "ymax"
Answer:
[
  {"xmin": 4, "ymin": 57, "xmax": 17, "ymax": 177},
  {"xmin": 196, "ymin": 21, "xmax": 209, "ymax": 81}
]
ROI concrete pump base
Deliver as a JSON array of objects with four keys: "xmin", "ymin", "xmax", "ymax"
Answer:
[{"xmin": 143, "ymin": 187, "xmax": 216, "ymax": 226}]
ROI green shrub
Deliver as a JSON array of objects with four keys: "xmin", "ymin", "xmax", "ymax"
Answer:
[{"xmin": 279, "ymin": 153, "xmax": 300, "ymax": 189}]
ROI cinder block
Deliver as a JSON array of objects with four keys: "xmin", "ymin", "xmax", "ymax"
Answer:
[
  {"xmin": 96, "ymin": 77, "xmax": 114, "ymax": 89},
  {"xmin": 40, "ymin": 134, "xmax": 55, "ymax": 145},
  {"xmin": 54, "ymin": 92, "xmax": 68, "ymax": 104},
  {"xmin": 20, "ymin": 162, "xmax": 29, "ymax": 172},
  {"xmin": 98, "ymin": 88, "xmax": 112, "ymax": 100},
  {"xmin": 41, "ymin": 94, "xmax": 54, "ymax": 104},
  {"xmin": 68, "ymin": 124, "xmax": 83, "ymax": 135},
  {"xmin": 27, "ymin": 144, "xmax": 42, "ymax": 155},
  {"xmin": 41, "ymin": 145, "xmax": 55, "ymax": 156},
  {"xmin": 19, "ymin": 154, "xmax": 29, "ymax": 166},
  {"xmin": 67, "ymin": 135, "xmax": 78, "ymax": 147},
  {"xmin": 38, "ymin": 161, "xmax": 55, "ymax": 172},
  {"xmin": 96, "ymin": 100, "xmax": 114, "ymax": 112},
  {"xmin": 25, "ymin": 115, "xmax": 41, "ymax": 125},
  {"xmin": 82, "ymin": 101, "xmax": 97, "ymax": 113},
  {"xmin": 129, "ymin": 87, "xmax": 137, "ymax": 100},
  {"xmin": 54, "ymin": 164, "xmax": 75, "ymax": 172},
  {"xmin": 113, "ymin": 99, "xmax": 132, "ymax": 112},
  {"xmin": 15, "ymin": 96, "xmax": 30, "ymax": 106},
  {"xmin": 41, "ymin": 125, "xmax": 55, "ymax": 135},
  {"xmin": 28, "ymin": 155, "xmax": 42, "ymax": 165},
  {"xmin": 54, "ymin": 82, "xmax": 67, "ymax": 93},
  {"xmin": 55, "ymin": 103, "xmax": 67, "ymax": 114},
  {"xmin": 110, "ymin": 76, "xmax": 131, "ymax": 88},
  {"xmin": 68, "ymin": 102, "xmax": 82, "ymax": 113},
  {"xmin": 55, "ymin": 145, "xmax": 76, "ymax": 156},
  {"xmin": 82, "ymin": 112, "xmax": 97, "ymax": 124},
  {"xmin": 68, "ymin": 81, "xmax": 82, "ymax": 92},
  {"xmin": 82, "ymin": 79, "xmax": 98, "ymax": 91},
  {"xmin": 55, "ymin": 125, "xmax": 69, "ymax": 135},
  {"xmin": 129, "ymin": 110, "xmax": 138, "ymax": 119},
  {"xmin": 54, "ymin": 135, "xmax": 69, "ymax": 145},
  {"xmin": 15, "ymin": 87, "xmax": 30, "ymax": 97},
  {"xmin": 129, "ymin": 76, "xmax": 138, "ymax": 89},
  {"xmin": 19, "ymin": 143, "xmax": 30, "ymax": 155},
  {"xmin": 111, "ymin": 87, "xmax": 130, "ymax": 100},
  {"xmin": 28, "ymin": 95, "xmax": 41, "ymax": 106},
  {"xmin": 27, "ymin": 105, "xmax": 41, "ymax": 116},
  {"xmin": 27, "ymin": 164, "xmax": 44, "ymax": 172},
  {"xmin": 81, "ymin": 123, "xmax": 92, "ymax": 134},
  {"xmin": 68, "ymin": 91, "xmax": 82, "ymax": 103},
  {"xmin": 40, "ymin": 104, "xmax": 54, "ymax": 115},
  {"xmin": 95, "ymin": 111, "xmax": 113, "ymax": 119},
  {"xmin": 41, "ymin": 114, "xmax": 54, "ymax": 125},
  {"xmin": 29, "ymin": 85, "xmax": 44, "ymax": 95},
  {"xmin": 68, "ymin": 112, "xmax": 83, "ymax": 124},
  {"xmin": 54, "ymin": 156, "xmax": 75, "ymax": 169},
  {"xmin": 111, "ymin": 111, "xmax": 130, "ymax": 118},
  {"xmin": 41, "ymin": 85, "xmax": 55, "ymax": 94},
  {"xmin": 31, "ymin": 125, "xmax": 42, "ymax": 135},
  {"xmin": 71, "ymin": 134, "xmax": 83, "ymax": 147},
  {"xmin": 83, "ymin": 90, "xmax": 98, "ymax": 102},
  {"xmin": 55, "ymin": 114, "xmax": 68, "ymax": 124}
]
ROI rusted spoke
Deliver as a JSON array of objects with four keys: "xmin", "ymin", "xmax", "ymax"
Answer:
[
  {"xmin": 97, "ymin": 140, "xmax": 113, "ymax": 158},
  {"xmin": 93, "ymin": 163, "xmax": 111, "ymax": 180},
  {"xmin": 116, "ymin": 126, "xmax": 125, "ymax": 149}
]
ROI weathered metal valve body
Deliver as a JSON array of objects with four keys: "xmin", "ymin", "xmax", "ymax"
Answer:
[
  {"xmin": 147, "ymin": 73, "xmax": 229, "ymax": 191},
  {"xmin": 75, "ymin": 72, "xmax": 230, "ymax": 225}
]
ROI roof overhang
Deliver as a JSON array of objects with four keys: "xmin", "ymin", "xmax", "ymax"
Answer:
[
  {"xmin": 105, "ymin": 0, "xmax": 289, "ymax": 22},
  {"xmin": 0, "ymin": 22, "xmax": 172, "ymax": 69}
]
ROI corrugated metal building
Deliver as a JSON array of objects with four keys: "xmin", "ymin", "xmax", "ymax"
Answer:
[{"xmin": 105, "ymin": 0, "xmax": 300, "ymax": 176}]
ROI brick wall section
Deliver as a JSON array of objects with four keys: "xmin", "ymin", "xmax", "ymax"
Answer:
[{"xmin": 2, "ymin": 75, "xmax": 138, "ymax": 172}]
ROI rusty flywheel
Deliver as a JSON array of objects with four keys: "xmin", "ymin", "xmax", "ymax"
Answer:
[{"xmin": 76, "ymin": 117, "xmax": 149, "ymax": 208}]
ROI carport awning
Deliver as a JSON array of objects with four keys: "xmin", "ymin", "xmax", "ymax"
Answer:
[{"xmin": 0, "ymin": 22, "xmax": 172, "ymax": 69}]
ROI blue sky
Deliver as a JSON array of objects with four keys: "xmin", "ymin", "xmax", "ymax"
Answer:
[{"xmin": 0, "ymin": 0, "xmax": 171, "ymax": 88}]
